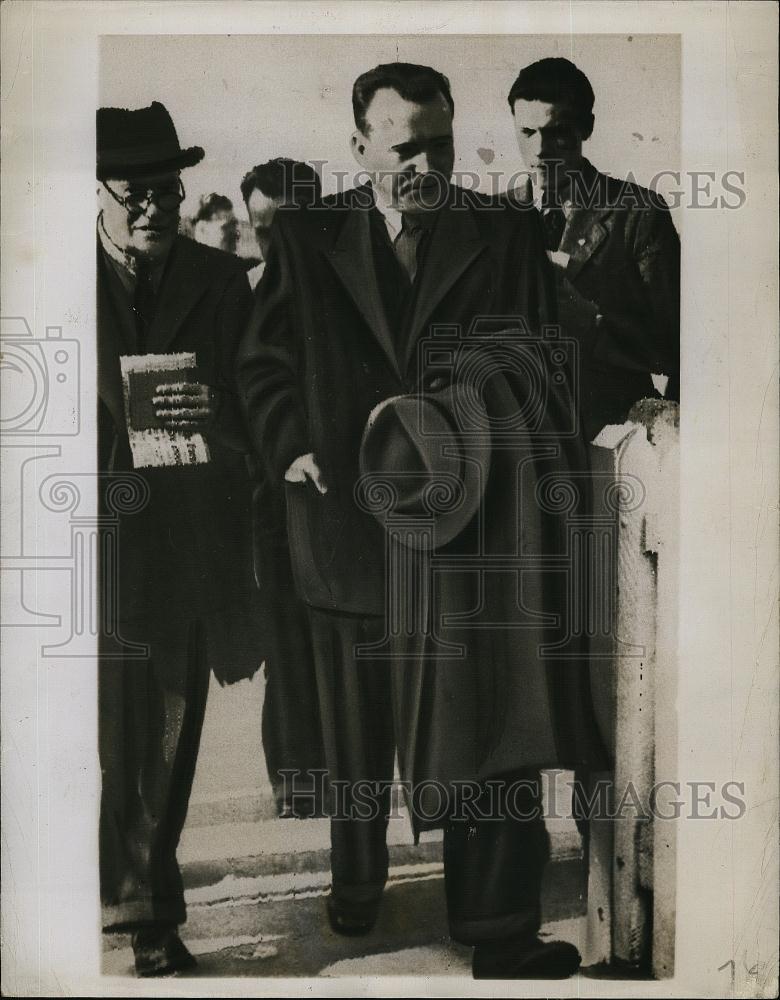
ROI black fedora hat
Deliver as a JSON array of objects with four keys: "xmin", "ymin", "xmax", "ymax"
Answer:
[
  {"xmin": 97, "ymin": 101, "xmax": 205, "ymax": 181},
  {"xmin": 358, "ymin": 384, "xmax": 492, "ymax": 549}
]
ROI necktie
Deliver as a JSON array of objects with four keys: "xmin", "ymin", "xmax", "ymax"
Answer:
[
  {"xmin": 393, "ymin": 214, "xmax": 426, "ymax": 284},
  {"xmin": 542, "ymin": 205, "xmax": 567, "ymax": 252},
  {"xmin": 133, "ymin": 260, "xmax": 156, "ymax": 353}
]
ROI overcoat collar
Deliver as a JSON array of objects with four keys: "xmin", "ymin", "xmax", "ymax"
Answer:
[
  {"xmin": 97, "ymin": 233, "xmax": 211, "ymax": 355},
  {"xmin": 97, "ymin": 246, "xmax": 133, "ymax": 431},
  {"xmin": 97, "ymin": 243, "xmax": 137, "ymax": 354},
  {"xmin": 325, "ymin": 185, "xmax": 488, "ymax": 377},
  {"xmin": 559, "ymin": 208, "xmax": 612, "ymax": 279},
  {"xmin": 557, "ymin": 160, "xmax": 615, "ymax": 279},
  {"xmin": 516, "ymin": 161, "xmax": 615, "ymax": 279},
  {"xmin": 402, "ymin": 193, "xmax": 487, "ymax": 373},
  {"xmin": 326, "ymin": 192, "xmax": 401, "ymax": 379}
]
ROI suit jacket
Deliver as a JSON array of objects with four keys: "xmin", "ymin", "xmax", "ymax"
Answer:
[
  {"xmin": 517, "ymin": 160, "xmax": 680, "ymax": 438},
  {"xmin": 98, "ymin": 233, "xmax": 256, "ymax": 624},
  {"xmin": 238, "ymin": 184, "xmax": 559, "ymax": 617}
]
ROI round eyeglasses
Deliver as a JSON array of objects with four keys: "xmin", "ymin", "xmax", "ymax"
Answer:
[{"xmin": 102, "ymin": 178, "xmax": 186, "ymax": 214}]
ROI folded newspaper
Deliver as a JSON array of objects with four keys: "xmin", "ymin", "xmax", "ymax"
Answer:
[{"xmin": 119, "ymin": 352, "xmax": 211, "ymax": 468}]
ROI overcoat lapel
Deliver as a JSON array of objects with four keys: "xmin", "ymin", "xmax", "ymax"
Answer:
[
  {"xmin": 97, "ymin": 249, "xmax": 137, "ymax": 352},
  {"xmin": 146, "ymin": 237, "xmax": 210, "ymax": 353},
  {"xmin": 326, "ymin": 206, "xmax": 402, "ymax": 379},
  {"xmin": 97, "ymin": 249, "xmax": 134, "ymax": 431},
  {"xmin": 559, "ymin": 162, "xmax": 615, "ymax": 279},
  {"xmin": 559, "ymin": 205, "xmax": 613, "ymax": 280},
  {"xmin": 402, "ymin": 202, "xmax": 487, "ymax": 373}
]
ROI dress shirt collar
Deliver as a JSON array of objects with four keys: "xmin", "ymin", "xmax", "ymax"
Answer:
[
  {"xmin": 370, "ymin": 189, "xmax": 403, "ymax": 242},
  {"xmin": 369, "ymin": 185, "xmax": 440, "ymax": 242},
  {"xmin": 97, "ymin": 213, "xmax": 168, "ymax": 292}
]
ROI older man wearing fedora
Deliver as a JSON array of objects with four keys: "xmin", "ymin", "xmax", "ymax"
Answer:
[
  {"xmin": 239, "ymin": 62, "xmax": 607, "ymax": 979},
  {"xmin": 96, "ymin": 101, "xmax": 257, "ymax": 975}
]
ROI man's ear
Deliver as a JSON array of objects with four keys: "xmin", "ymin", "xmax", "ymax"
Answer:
[{"xmin": 351, "ymin": 130, "xmax": 367, "ymax": 166}]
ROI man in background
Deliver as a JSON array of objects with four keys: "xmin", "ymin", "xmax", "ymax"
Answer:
[
  {"xmin": 239, "ymin": 155, "xmax": 327, "ymax": 813},
  {"xmin": 507, "ymin": 57, "xmax": 680, "ymax": 440},
  {"xmin": 97, "ymin": 101, "xmax": 255, "ymax": 976},
  {"xmin": 240, "ymin": 157, "xmax": 322, "ymax": 288},
  {"xmin": 189, "ymin": 192, "xmax": 240, "ymax": 254}
]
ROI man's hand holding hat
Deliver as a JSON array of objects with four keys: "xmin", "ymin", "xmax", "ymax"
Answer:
[{"xmin": 358, "ymin": 383, "xmax": 491, "ymax": 549}]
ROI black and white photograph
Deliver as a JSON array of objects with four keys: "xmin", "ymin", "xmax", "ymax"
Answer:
[{"xmin": 1, "ymin": 2, "xmax": 777, "ymax": 996}]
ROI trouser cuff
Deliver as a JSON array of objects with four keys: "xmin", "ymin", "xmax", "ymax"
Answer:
[
  {"xmin": 330, "ymin": 879, "xmax": 386, "ymax": 905},
  {"xmin": 102, "ymin": 897, "xmax": 186, "ymax": 933},
  {"xmin": 448, "ymin": 908, "xmax": 541, "ymax": 947}
]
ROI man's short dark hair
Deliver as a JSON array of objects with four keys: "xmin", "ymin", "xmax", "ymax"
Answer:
[
  {"xmin": 240, "ymin": 158, "xmax": 322, "ymax": 207},
  {"xmin": 352, "ymin": 62, "xmax": 455, "ymax": 136},
  {"xmin": 507, "ymin": 58, "xmax": 595, "ymax": 138},
  {"xmin": 192, "ymin": 193, "xmax": 233, "ymax": 224}
]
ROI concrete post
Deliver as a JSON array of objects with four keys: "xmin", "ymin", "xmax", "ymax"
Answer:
[{"xmin": 588, "ymin": 400, "xmax": 679, "ymax": 975}]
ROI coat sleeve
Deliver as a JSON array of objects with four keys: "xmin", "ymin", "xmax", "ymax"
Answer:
[
  {"xmin": 591, "ymin": 200, "xmax": 680, "ymax": 380},
  {"xmin": 209, "ymin": 267, "xmax": 255, "ymax": 453},
  {"xmin": 236, "ymin": 217, "xmax": 310, "ymax": 483}
]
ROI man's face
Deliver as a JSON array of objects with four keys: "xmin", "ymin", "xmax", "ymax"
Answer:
[
  {"xmin": 246, "ymin": 189, "xmax": 282, "ymax": 261},
  {"xmin": 194, "ymin": 209, "xmax": 239, "ymax": 254},
  {"xmin": 98, "ymin": 170, "xmax": 181, "ymax": 260},
  {"xmin": 352, "ymin": 87, "xmax": 455, "ymax": 212},
  {"xmin": 512, "ymin": 99, "xmax": 585, "ymax": 194}
]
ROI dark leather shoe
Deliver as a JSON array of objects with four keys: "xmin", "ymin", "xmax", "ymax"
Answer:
[
  {"xmin": 131, "ymin": 925, "xmax": 197, "ymax": 977},
  {"xmin": 326, "ymin": 893, "xmax": 380, "ymax": 937},
  {"xmin": 473, "ymin": 936, "xmax": 581, "ymax": 979}
]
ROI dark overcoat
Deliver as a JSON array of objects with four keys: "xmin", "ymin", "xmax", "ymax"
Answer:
[
  {"xmin": 97, "ymin": 234, "xmax": 257, "ymax": 630},
  {"xmin": 238, "ymin": 186, "xmax": 608, "ymax": 800}
]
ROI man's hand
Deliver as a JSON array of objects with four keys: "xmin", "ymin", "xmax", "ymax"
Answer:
[
  {"xmin": 153, "ymin": 383, "xmax": 219, "ymax": 432},
  {"xmin": 284, "ymin": 452, "xmax": 328, "ymax": 494}
]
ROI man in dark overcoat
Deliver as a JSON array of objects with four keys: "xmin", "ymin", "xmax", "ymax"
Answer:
[
  {"xmin": 507, "ymin": 57, "xmax": 680, "ymax": 440},
  {"xmin": 96, "ymin": 102, "xmax": 256, "ymax": 975},
  {"xmin": 238, "ymin": 63, "xmax": 606, "ymax": 979},
  {"xmin": 240, "ymin": 157, "xmax": 327, "ymax": 815}
]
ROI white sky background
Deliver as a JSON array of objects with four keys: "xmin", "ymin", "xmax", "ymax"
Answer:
[{"xmin": 100, "ymin": 33, "xmax": 680, "ymax": 224}]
